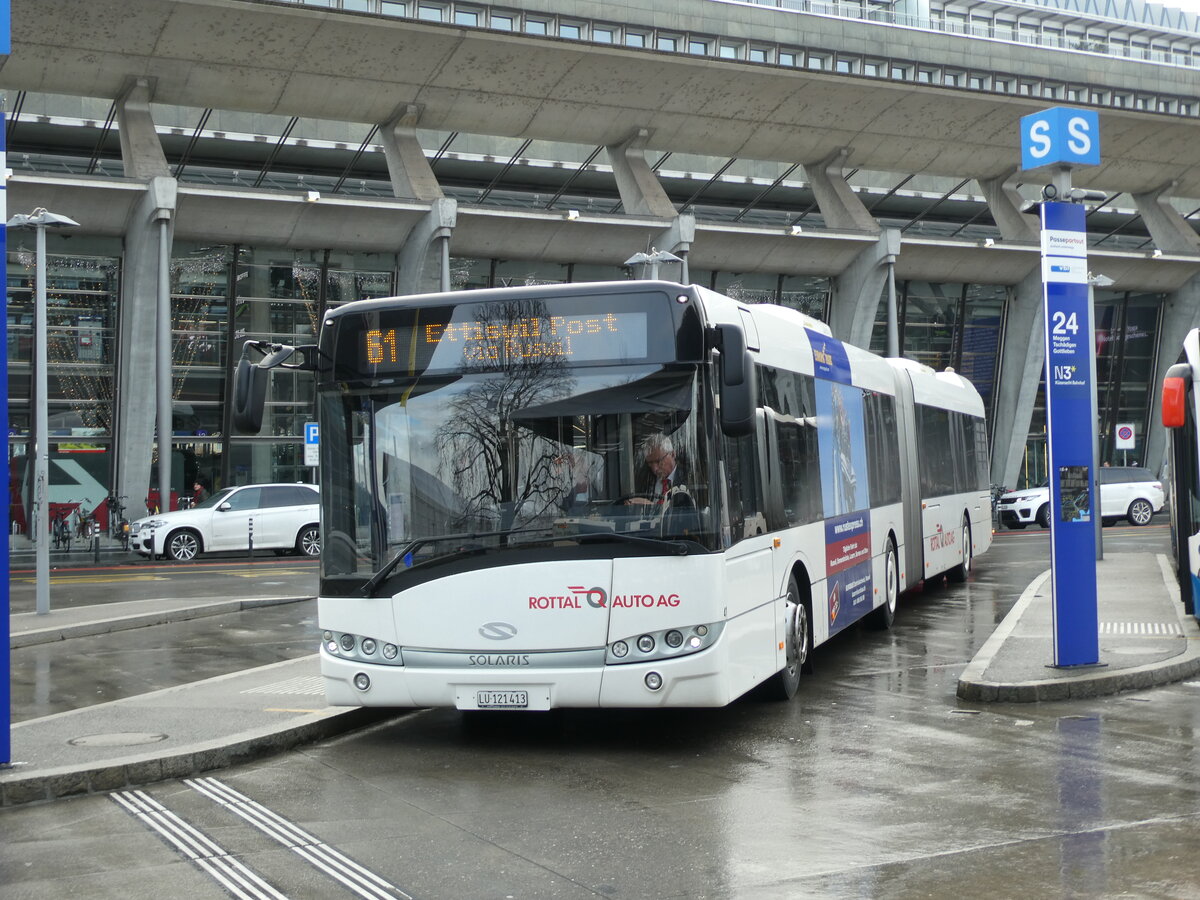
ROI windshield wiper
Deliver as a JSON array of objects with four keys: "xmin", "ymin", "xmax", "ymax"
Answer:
[
  {"xmin": 361, "ymin": 527, "xmax": 555, "ymax": 596},
  {"xmin": 570, "ymin": 531, "xmax": 692, "ymax": 555}
]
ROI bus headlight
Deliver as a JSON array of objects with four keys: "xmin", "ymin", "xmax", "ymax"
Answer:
[
  {"xmin": 324, "ymin": 632, "xmax": 404, "ymax": 666},
  {"xmin": 606, "ymin": 622, "xmax": 723, "ymax": 664}
]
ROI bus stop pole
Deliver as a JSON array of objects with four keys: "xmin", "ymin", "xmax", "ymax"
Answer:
[{"xmin": 2, "ymin": 110, "xmax": 11, "ymax": 766}]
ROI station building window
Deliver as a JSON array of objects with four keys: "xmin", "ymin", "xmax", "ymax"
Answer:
[
  {"xmin": 490, "ymin": 13, "xmax": 512, "ymax": 30},
  {"xmin": 560, "ymin": 23, "xmax": 581, "ymax": 40},
  {"xmin": 689, "ymin": 39, "xmax": 709, "ymax": 55},
  {"xmin": 417, "ymin": 4, "xmax": 444, "ymax": 22},
  {"xmin": 593, "ymin": 27, "xmax": 613, "ymax": 42}
]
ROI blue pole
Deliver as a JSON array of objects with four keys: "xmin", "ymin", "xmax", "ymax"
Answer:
[
  {"xmin": 2, "ymin": 109, "xmax": 11, "ymax": 765},
  {"xmin": 1041, "ymin": 201, "xmax": 1100, "ymax": 666}
]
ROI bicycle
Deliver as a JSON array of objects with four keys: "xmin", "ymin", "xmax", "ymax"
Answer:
[
  {"xmin": 106, "ymin": 494, "xmax": 131, "ymax": 551},
  {"xmin": 51, "ymin": 508, "xmax": 72, "ymax": 552},
  {"xmin": 76, "ymin": 509, "xmax": 98, "ymax": 542}
]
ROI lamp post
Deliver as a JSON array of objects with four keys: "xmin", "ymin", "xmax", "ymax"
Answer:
[
  {"xmin": 6, "ymin": 208, "xmax": 80, "ymax": 615},
  {"xmin": 1088, "ymin": 272, "xmax": 1115, "ymax": 563},
  {"xmin": 624, "ymin": 248, "xmax": 684, "ymax": 281}
]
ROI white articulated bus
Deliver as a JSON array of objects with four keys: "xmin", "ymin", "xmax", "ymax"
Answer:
[
  {"xmin": 234, "ymin": 281, "xmax": 991, "ymax": 709},
  {"xmin": 1161, "ymin": 327, "xmax": 1200, "ymax": 621}
]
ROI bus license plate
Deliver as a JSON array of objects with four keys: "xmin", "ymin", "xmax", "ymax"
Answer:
[{"xmin": 476, "ymin": 690, "xmax": 528, "ymax": 709}]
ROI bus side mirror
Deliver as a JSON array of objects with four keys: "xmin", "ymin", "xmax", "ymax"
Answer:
[
  {"xmin": 1162, "ymin": 363, "xmax": 1191, "ymax": 428},
  {"xmin": 232, "ymin": 356, "xmax": 269, "ymax": 434},
  {"xmin": 716, "ymin": 324, "xmax": 756, "ymax": 437},
  {"xmin": 231, "ymin": 341, "xmax": 317, "ymax": 434}
]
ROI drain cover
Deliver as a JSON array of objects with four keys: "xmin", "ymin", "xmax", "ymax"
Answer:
[{"xmin": 69, "ymin": 732, "xmax": 168, "ymax": 747}]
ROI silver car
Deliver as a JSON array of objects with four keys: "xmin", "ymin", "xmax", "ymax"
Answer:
[
  {"xmin": 130, "ymin": 483, "xmax": 320, "ymax": 561},
  {"xmin": 998, "ymin": 466, "xmax": 1164, "ymax": 529}
]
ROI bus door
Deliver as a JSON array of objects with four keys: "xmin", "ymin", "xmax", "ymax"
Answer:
[{"xmin": 719, "ymin": 417, "xmax": 778, "ymax": 685}]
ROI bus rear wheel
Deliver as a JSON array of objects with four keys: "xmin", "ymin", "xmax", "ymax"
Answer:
[
  {"xmin": 947, "ymin": 518, "xmax": 972, "ymax": 582},
  {"xmin": 768, "ymin": 575, "xmax": 811, "ymax": 701}
]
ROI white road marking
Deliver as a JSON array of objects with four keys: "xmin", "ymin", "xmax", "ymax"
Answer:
[
  {"xmin": 112, "ymin": 789, "xmax": 289, "ymax": 900},
  {"xmin": 187, "ymin": 777, "xmax": 413, "ymax": 900}
]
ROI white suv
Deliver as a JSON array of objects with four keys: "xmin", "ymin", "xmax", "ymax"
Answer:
[
  {"xmin": 131, "ymin": 483, "xmax": 320, "ymax": 561},
  {"xmin": 998, "ymin": 466, "xmax": 1164, "ymax": 529}
]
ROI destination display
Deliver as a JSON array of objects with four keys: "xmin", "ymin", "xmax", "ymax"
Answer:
[
  {"xmin": 332, "ymin": 291, "xmax": 677, "ymax": 378},
  {"xmin": 364, "ymin": 311, "xmax": 648, "ymax": 369}
]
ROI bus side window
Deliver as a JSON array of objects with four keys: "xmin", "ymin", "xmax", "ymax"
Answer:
[
  {"xmin": 917, "ymin": 404, "xmax": 956, "ymax": 497},
  {"xmin": 770, "ymin": 369, "xmax": 822, "ymax": 526},
  {"xmin": 864, "ymin": 391, "xmax": 901, "ymax": 506},
  {"xmin": 722, "ymin": 429, "xmax": 766, "ymax": 543}
]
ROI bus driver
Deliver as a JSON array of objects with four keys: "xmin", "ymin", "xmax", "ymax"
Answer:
[{"xmin": 626, "ymin": 432, "xmax": 686, "ymax": 507}]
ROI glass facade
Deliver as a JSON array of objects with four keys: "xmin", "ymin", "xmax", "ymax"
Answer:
[
  {"xmin": 5, "ymin": 238, "xmax": 1174, "ymax": 522},
  {"xmin": 1015, "ymin": 290, "xmax": 1164, "ymax": 490}
]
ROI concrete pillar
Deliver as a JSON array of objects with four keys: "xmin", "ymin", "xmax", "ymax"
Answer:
[
  {"xmin": 116, "ymin": 77, "xmax": 169, "ymax": 179},
  {"xmin": 1144, "ymin": 275, "xmax": 1200, "ymax": 473},
  {"xmin": 605, "ymin": 128, "xmax": 677, "ymax": 219},
  {"xmin": 379, "ymin": 103, "xmax": 445, "ymax": 202},
  {"xmin": 990, "ymin": 269, "xmax": 1045, "ymax": 489},
  {"xmin": 115, "ymin": 177, "xmax": 177, "ymax": 514},
  {"xmin": 397, "ymin": 198, "xmax": 458, "ymax": 295},
  {"xmin": 977, "ymin": 167, "xmax": 1040, "ymax": 243},
  {"xmin": 805, "ymin": 148, "xmax": 879, "ymax": 234},
  {"xmin": 829, "ymin": 228, "xmax": 900, "ymax": 347},
  {"xmin": 113, "ymin": 77, "xmax": 176, "ymax": 512},
  {"xmin": 1132, "ymin": 181, "xmax": 1200, "ymax": 255}
]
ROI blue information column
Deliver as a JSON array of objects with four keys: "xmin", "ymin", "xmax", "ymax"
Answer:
[
  {"xmin": 2, "ymin": 109, "xmax": 11, "ymax": 765},
  {"xmin": 1040, "ymin": 201, "xmax": 1100, "ymax": 666}
]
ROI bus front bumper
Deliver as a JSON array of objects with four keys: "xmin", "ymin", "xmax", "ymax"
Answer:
[{"xmin": 320, "ymin": 645, "xmax": 733, "ymax": 709}]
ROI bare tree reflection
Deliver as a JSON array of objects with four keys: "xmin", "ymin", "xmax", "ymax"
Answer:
[{"xmin": 435, "ymin": 300, "xmax": 574, "ymax": 531}]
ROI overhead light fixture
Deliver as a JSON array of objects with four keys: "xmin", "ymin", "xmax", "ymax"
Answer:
[
  {"xmin": 1151, "ymin": 248, "xmax": 1163, "ymax": 258},
  {"xmin": 788, "ymin": 224, "xmax": 803, "ymax": 236},
  {"xmin": 983, "ymin": 238, "xmax": 995, "ymax": 247},
  {"xmin": 1088, "ymin": 273, "xmax": 1115, "ymax": 288},
  {"xmin": 305, "ymin": 190, "xmax": 321, "ymax": 202},
  {"xmin": 565, "ymin": 209, "xmax": 580, "ymax": 220}
]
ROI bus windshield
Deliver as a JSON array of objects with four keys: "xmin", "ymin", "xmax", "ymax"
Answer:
[{"xmin": 319, "ymin": 363, "xmax": 716, "ymax": 589}]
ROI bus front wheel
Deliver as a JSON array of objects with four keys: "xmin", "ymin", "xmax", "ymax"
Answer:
[
  {"xmin": 868, "ymin": 537, "xmax": 899, "ymax": 629},
  {"xmin": 768, "ymin": 575, "xmax": 811, "ymax": 701}
]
